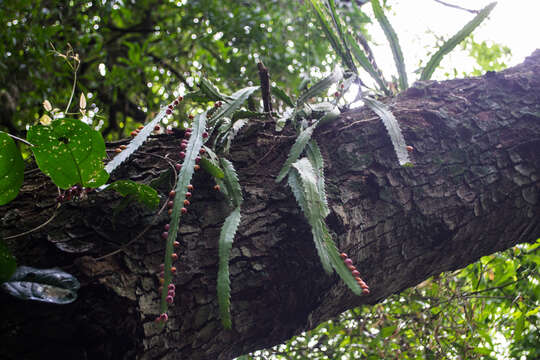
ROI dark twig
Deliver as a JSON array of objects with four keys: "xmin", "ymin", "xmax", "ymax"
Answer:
[
  {"xmin": 433, "ymin": 0, "xmax": 480, "ymax": 14},
  {"xmin": 257, "ymin": 61, "xmax": 273, "ymax": 115}
]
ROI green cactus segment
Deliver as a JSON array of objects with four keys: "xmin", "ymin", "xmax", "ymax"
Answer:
[{"xmin": 159, "ymin": 112, "xmax": 207, "ymax": 317}]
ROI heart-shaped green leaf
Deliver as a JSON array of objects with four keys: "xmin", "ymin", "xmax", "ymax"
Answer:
[
  {"xmin": 27, "ymin": 119, "xmax": 109, "ymax": 189},
  {"xmin": 1, "ymin": 266, "xmax": 80, "ymax": 304},
  {"xmin": 0, "ymin": 132, "xmax": 24, "ymax": 205}
]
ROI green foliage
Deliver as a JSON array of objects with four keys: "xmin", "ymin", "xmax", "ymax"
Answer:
[
  {"xmin": 0, "ymin": 132, "xmax": 24, "ymax": 205},
  {"xmin": 199, "ymin": 157, "xmax": 225, "ymax": 179},
  {"xmin": 104, "ymin": 101, "xmax": 175, "ymax": 174},
  {"xmin": 106, "ymin": 180, "xmax": 159, "ymax": 209},
  {"xmin": 363, "ymin": 97, "xmax": 410, "ymax": 166},
  {"xmin": 0, "ymin": 240, "xmax": 17, "ymax": 283},
  {"xmin": 217, "ymin": 207, "xmax": 242, "ymax": 329},
  {"xmin": 420, "ymin": 2, "xmax": 497, "ymax": 81},
  {"xmin": 27, "ymin": 119, "xmax": 109, "ymax": 189},
  {"xmin": 288, "ymin": 158, "xmax": 363, "ymax": 295},
  {"xmin": 277, "ymin": 127, "xmax": 314, "ymax": 183},
  {"xmin": 462, "ymin": 35, "xmax": 512, "ymax": 76},
  {"xmin": 297, "ymin": 68, "xmax": 344, "ymax": 107},
  {"xmin": 371, "ymin": 0, "xmax": 408, "ymax": 90},
  {"xmin": 159, "ymin": 112, "xmax": 207, "ymax": 317},
  {"xmin": 1, "ymin": 266, "xmax": 80, "ymax": 304},
  {"xmin": 219, "ymin": 158, "xmax": 243, "ymax": 208}
]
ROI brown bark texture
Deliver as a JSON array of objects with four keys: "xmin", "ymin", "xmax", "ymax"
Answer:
[{"xmin": 1, "ymin": 50, "xmax": 540, "ymax": 360}]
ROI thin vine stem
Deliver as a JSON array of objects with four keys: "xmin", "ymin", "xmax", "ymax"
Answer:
[
  {"xmin": 4, "ymin": 203, "xmax": 60, "ymax": 240},
  {"xmin": 93, "ymin": 153, "xmax": 178, "ymax": 260}
]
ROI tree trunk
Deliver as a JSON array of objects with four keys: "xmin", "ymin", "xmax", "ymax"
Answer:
[{"xmin": 1, "ymin": 50, "xmax": 539, "ymax": 360}]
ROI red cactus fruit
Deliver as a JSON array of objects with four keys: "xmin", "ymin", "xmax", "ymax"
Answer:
[
  {"xmin": 183, "ymin": 199, "xmax": 190, "ymax": 206},
  {"xmin": 344, "ymin": 259, "xmax": 353, "ymax": 266},
  {"xmin": 194, "ymin": 165, "xmax": 200, "ymax": 171},
  {"xmin": 171, "ymin": 253, "xmax": 178, "ymax": 261},
  {"xmin": 166, "ymin": 295, "xmax": 174, "ymax": 304},
  {"xmin": 187, "ymin": 184, "xmax": 194, "ymax": 190},
  {"xmin": 185, "ymin": 192, "xmax": 192, "ymax": 198},
  {"xmin": 181, "ymin": 207, "xmax": 187, "ymax": 214},
  {"xmin": 162, "ymin": 232, "xmax": 169, "ymax": 239},
  {"xmin": 340, "ymin": 253, "xmax": 347, "ymax": 260}
]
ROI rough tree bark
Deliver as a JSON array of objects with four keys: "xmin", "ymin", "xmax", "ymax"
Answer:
[{"xmin": 1, "ymin": 51, "xmax": 539, "ymax": 360}]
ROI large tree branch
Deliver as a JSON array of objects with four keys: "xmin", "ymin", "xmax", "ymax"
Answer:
[{"xmin": 1, "ymin": 51, "xmax": 539, "ymax": 360}]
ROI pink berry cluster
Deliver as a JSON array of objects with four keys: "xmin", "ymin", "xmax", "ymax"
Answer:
[
  {"xmin": 56, "ymin": 184, "xmax": 93, "ymax": 203},
  {"xmin": 340, "ymin": 252, "xmax": 370, "ymax": 295}
]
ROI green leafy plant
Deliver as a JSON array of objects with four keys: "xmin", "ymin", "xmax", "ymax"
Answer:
[
  {"xmin": 0, "ymin": 132, "xmax": 24, "ymax": 206},
  {"xmin": 28, "ymin": 118, "xmax": 109, "ymax": 189}
]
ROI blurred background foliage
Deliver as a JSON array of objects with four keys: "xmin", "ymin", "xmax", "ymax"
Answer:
[{"xmin": 0, "ymin": 0, "xmax": 536, "ymax": 358}]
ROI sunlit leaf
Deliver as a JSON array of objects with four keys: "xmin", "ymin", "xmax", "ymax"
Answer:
[{"xmin": 28, "ymin": 119, "xmax": 109, "ymax": 189}]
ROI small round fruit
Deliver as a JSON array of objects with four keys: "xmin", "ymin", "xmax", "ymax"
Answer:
[
  {"xmin": 162, "ymin": 232, "xmax": 169, "ymax": 239},
  {"xmin": 173, "ymin": 241, "xmax": 180, "ymax": 247},
  {"xmin": 120, "ymin": 145, "xmax": 127, "ymax": 149},
  {"xmin": 169, "ymin": 190, "xmax": 176, "ymax": 198},
  {"xmin": 166, "ymin": 109, "xmax": 172, "ymax": 115},
  {"xmin": 362, "ymin": 288, "xmax": 370, "ymax": 295},
  {"xmin": 175, "ymin": 163, "xmax": 182, "ymax": 171},
  {"xmin": 406, "ymin": 145, "xmax": 414, "ymax": 152},
  {"xmin": 351, "ymin": 270, "xmax": 360, "ymax": 277},
  {"xmin": 179, "ymin": 151, "xmax": 186, "ymax": 159},
  {"xmin": 171, "ymin": 253, "xmax": 178, "ymax": 261},
  {"xmin": 167, "ymin": 201, "xmax": 174, "ymax": 208},
  {"xmin": 185, "ymin": 192, "xmax": 192, "ymax": 198},
  {"xmin": 202, "ymin": 132, "xmax": 208, "ymax": 138},
  {"xmin": 187, "ymin": 184, "xmax": 194, "ymax": 191},
  {"xmin": 183, "ymin": 199, "xmax": 190, "ymax": 206},
  {"xmin": 164, "ymin": 224, "xmax": 170, "ymax": 231},
  {"xmin": 181, "ymin": 207, "xmax": 187, "ymax": 214},
  {"xmin": 199, "ymin": 148, "xmax": 206, "ymax": 155},
  {"xmin": 166, "ymin": 295, "xmax": 174, "ymax": 304},
  {"xmin": 340, "ymin": 253, "xmax": 347, "ymax": 260},
  {"xmin": 344, "ymin": 259, "xmax": 353, "ymax": 266},
  {"xmin": 168, "ymin": 284, "xmax": 175, "ymax": 291},
  {"xmin": 213, "ymin": 185, "xmax": 220, "ymax": 191},
  {"xmin": 194, "ymin": 165, "xmax": 200, "ymax": 171},
  {"xmin": 168, "ymin": 209, "xmax": 173, "ymax": 215},
  {"xmin": 115, "ymin": 148, "xmax": 122, "ymax": 153},
  {"xmin": 171, "ymin": 267, "xmax": 177, "ymax": 274}
]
